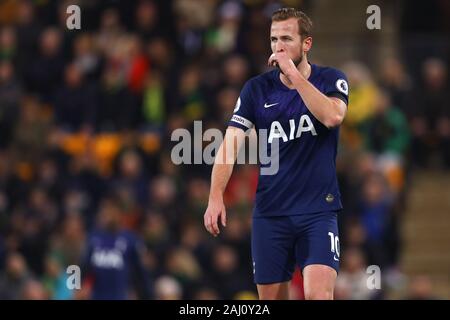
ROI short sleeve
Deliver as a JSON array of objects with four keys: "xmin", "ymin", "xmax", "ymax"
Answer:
[
  {"xmin": 228, "ymin": 81, "xmax": 256, "ymax": 130},
  {"xmin": 322, "ymin": 68, "xmax": 349, "ymax": 106}
]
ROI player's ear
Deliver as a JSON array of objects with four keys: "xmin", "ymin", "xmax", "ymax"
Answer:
[{"xmin": 303, "ymin": 36, "xmax": 312, "ymax": 52}]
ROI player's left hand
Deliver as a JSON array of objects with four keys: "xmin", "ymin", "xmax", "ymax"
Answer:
[{"xmin": 268, "ymin": 52, "xmax": 297, "ymax": 77}]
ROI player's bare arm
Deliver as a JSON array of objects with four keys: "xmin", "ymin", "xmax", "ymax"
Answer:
[
  {"xmin": 268, "ymin": 52, "xmax": 347, "ymax": 129},
  {"xmin": 204, "ymin": 127, "xmax": 246, "ymax": 237}
]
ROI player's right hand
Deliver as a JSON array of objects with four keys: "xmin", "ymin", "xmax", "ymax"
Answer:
[{"xmin": 204, "ymin": 197, "xmax": 227, "ymax": 237}]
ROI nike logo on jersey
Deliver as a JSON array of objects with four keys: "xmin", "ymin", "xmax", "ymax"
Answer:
[{"xmin": 264, "ymin": 102, "xmax": 279, "ymax": 108}]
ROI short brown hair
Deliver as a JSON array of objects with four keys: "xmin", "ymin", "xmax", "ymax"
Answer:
[{"xmin": 272, "ymin": 8, "xmax": 312, "ymax": 38}]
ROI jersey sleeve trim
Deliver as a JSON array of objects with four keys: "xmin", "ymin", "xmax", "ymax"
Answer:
[{"xmin": 327, "ymin": 92, "xmax": 348, "ymax": 106}]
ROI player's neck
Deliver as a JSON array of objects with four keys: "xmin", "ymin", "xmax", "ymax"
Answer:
[{"xmin": 280, "ymin": 57, "xmax": 311, "ymax": 89}]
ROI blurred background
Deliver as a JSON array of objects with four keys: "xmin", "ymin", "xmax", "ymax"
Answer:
[{"xmin": 0, "ymin": 0, "xmax": 449, "ymax": 300}]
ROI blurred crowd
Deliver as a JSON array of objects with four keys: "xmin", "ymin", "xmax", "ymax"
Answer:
[{"xmin": 0, "ymin": 0, "xmax": 448, "ymax": 300}]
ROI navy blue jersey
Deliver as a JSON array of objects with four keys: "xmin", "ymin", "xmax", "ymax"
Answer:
[
  {"xmin": 228, "ymin": 63, "xmax": 349, "ymax": 217},
  {"xmin": 83, "ymin": 230, "xmax": 150, "ymax": 300}
]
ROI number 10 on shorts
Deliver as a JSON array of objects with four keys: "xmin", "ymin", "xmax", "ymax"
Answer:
[{"xmin": 328, "ymin": 232, "xmax": 340, "ymax": 260}]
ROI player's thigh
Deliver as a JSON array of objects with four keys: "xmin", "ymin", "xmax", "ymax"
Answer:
[
  {"xmin": 256, "ymin": 281, "xmax": 290, "ymax": 300},
  {"xmin": 302, "ymin": 264, "xmax": 337, "ymax": 300},
  {"xmin": 252, "ymin": 216, "xmax": 296, "ymax": 285}
]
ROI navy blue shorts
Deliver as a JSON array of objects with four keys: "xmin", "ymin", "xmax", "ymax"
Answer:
[{"xmin": 251, "ymin": 211, "xmax": 340, "ymax": 284}]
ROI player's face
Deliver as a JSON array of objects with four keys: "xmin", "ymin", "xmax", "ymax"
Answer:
[
  {"xmin": 99, "ymin": 201, "xmax": 122, "ymax": 230},
  {"xmin": 270, "ymin": 18, "xmax": 311, "ymax": 66}
]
